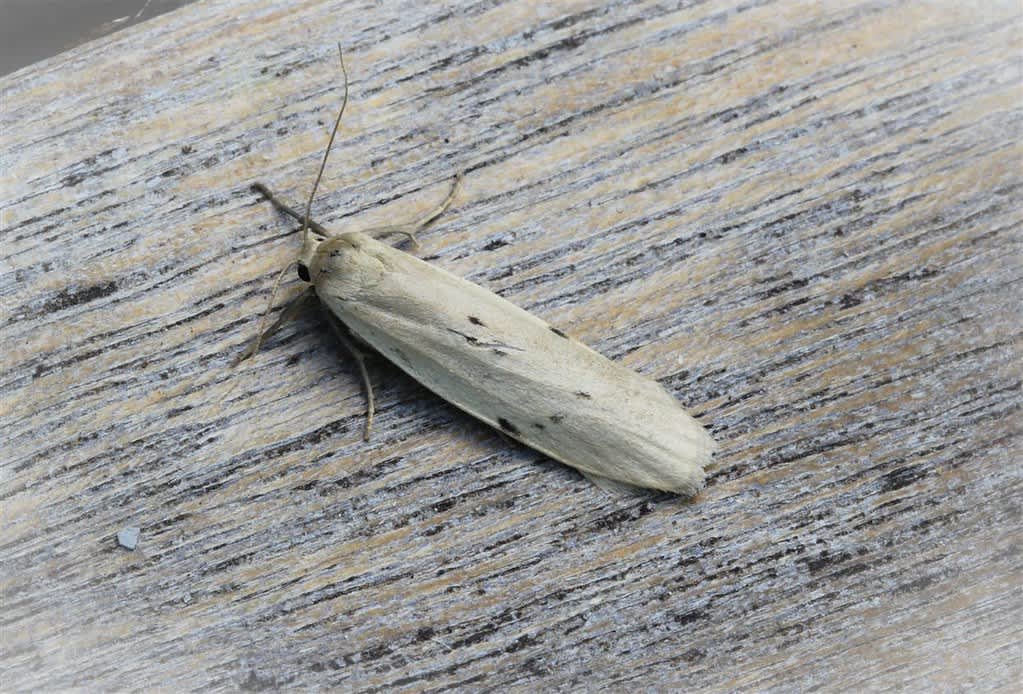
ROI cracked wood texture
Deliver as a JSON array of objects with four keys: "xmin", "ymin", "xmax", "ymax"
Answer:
[{"xmin": 2, "ymin": 0, "xmax": 1021, "ymax": 691}]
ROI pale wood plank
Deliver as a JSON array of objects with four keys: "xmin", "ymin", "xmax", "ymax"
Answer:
[{"xmin": 2, "ymin": 0, "xmax": 1020, "ymax": 690}]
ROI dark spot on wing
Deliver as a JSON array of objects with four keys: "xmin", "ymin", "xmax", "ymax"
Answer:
[
  {"xmin": 532, "ymin": 422, "xmax": 545, "ymax": 430},
  {"xmin": 447, "ymin": 328, "xmax": 480, "ymax": 345},
  {"xmin": 549, "ymin": 326, "xmax": 569, "ymax": 338},
  {"xmin": 447, "ymin": 328, "xmax": 524, "ymax": 353},
  {"xmin": 468, "ymin": 315, "xmax": 485, "ymax": 326},
  {"xmin": 574, "ymin": 391, "xmax": 592, "ymax": 399},
  {"xmin": 549, "ymin": 414, "xmax": 566, "ymax": 423},
  {"xmin": 498, "ymin": 417, "xmax": 519, "ymax": 435}
]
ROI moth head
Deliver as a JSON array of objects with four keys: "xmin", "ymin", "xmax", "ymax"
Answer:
[{"xmin": 296, "ymin": 231, "xmax": 326, "ymax": 284}]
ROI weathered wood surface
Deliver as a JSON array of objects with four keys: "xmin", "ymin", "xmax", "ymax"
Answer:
[{"xmin": 2, "ymin": 0, "xmax": 1021, "ymax": 690}]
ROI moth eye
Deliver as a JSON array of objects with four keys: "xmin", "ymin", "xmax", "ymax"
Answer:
[{"xmin": 297, "ymin": 264, "xmax": 311, "ymax": 282}]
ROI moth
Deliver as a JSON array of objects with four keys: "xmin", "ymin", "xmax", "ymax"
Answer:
[{"xmin": 240, "ymin": 50, "xmax": 716, "ymax": 495}]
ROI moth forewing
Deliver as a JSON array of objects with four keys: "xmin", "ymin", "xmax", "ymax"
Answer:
[{"xmin": 308, "ymin": 230, "xmax": 716, "ymax": 495}]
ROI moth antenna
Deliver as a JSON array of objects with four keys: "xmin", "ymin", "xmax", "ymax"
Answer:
[
  {"xmin": 301, "ymin": 43, "xmax": 349, "ymax": 245},
  {"xmin": 238, "ymin": 46, "xmax": 347, "ymax": 366}
]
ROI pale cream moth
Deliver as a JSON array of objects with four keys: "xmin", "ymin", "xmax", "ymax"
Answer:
[{"xmin": 240, "ymin": 49, "xmax": 716, "ymax": 495}]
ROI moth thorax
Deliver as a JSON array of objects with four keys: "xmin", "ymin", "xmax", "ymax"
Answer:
[{"xmin": 297, "ymin": 233, "xmax": 325, "ymax": 283}]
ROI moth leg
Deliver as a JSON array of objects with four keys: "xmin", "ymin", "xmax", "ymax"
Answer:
[
  {"xmin": 321, "ymin": 308, "xmax": 375, "ymax": 442},
  {"xmin": 251, "ymin": 183, "xmax": 334, "ymax": 237},
  {"xmin": 233, "ymin": 287, "xmax": 315, "ymax": 366},
  {"xmin": 363, "ymin": 172, "xmax": 463, "ymax": 248}
]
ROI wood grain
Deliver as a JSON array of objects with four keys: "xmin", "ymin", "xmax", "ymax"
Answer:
[{"xmin": 2, "ymin": 0, "xmax": 1020, "ymax": 690}]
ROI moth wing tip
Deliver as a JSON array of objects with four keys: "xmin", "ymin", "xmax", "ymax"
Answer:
[
  {"xmin": 581, "ymin": 464, "xmax": 706, "ymax": 498},
  {"xmin": 688, "ymin": 425, "xmax": 719, "ymax": 469},
  {"xmin": 670, "ymin": 462, "xmax": 707, "ymax": 498},
  {"xmin": 581, "ymin": 471, "xmax": 648, "ymax": 496}
]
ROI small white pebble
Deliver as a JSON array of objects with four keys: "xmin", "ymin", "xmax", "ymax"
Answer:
[{"xmin": 117, "ymin": 526, "xmax": 141, "ymax": 550}]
